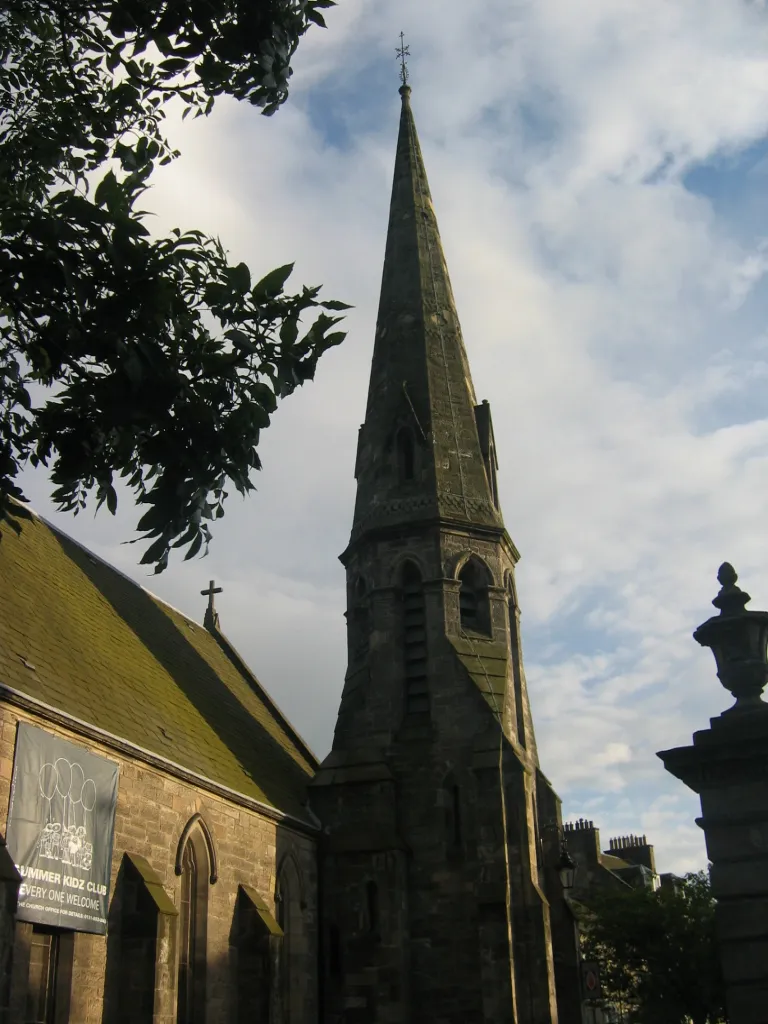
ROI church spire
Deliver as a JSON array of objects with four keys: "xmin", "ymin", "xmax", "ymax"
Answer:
[{"xmin": 348, "ymin": 78, "xmax": 503, "ymax": 549}]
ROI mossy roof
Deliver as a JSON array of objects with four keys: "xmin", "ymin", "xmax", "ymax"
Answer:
[{"xmin": 0, "ymin": 512, "xmax": 317, "ymax": 824}]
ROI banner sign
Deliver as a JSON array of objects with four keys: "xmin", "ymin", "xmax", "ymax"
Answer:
[{"xmin": 6, "ymin": 723, "xmax": 119, "ymax": 934}]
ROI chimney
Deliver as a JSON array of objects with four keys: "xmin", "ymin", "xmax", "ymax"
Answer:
[
  {"xmin": 605, "ymin": 834, "xmax": 656, "ymax": 873},
  {"xmin": 563, "ymin": 818, "xmax": 601, "ymax": 864}
]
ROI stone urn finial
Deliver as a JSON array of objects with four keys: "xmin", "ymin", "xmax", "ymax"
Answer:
[
  {"xmin": 712, "ymin": 562, "xmax": 750, "ymax": 615},
  {"xmin": 693, "ymin": 565, "xmax": 768, "ymax": 713}
]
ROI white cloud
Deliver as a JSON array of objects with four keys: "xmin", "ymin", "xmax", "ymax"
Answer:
[{"xmin": 18, "ymin": 0, "xmax": 768, "ymax": 874}]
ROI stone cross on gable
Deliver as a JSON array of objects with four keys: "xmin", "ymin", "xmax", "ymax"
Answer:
[{"xmin": 201, "ymin": 579, "xmax": 222, "ymax": 631}]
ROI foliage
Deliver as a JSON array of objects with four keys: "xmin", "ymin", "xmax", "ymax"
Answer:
[
  {"xmin": 0, "ymin": 0, "xmax": 347, "ymax": 570},
  {"xmin": 582, "ymin": 872, "xmax": 727, "ymax": 1024}
]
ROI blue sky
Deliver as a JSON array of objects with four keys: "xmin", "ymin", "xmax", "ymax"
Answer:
[{"xmin": 18, "ymin": 0, "xmax": 768, "ymax": 873}]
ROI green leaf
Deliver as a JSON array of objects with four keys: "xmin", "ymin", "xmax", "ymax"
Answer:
[
  {"xmin": 322, "ymin": 331, "xmax": 346, "ymax": 348},
  {"xmin": 136, "ymin": 502, "xmax": 169, "ymax": 533},
  {"xmin": 252, "ymin": 263, "xmax": 294, "ymax": 299},
  {"xmin": 94, "ymin": 170, "xmax": 119, "ymax": 208},
  {"xmin": 227, "ymin": 262, "xmax": 251, "ymax": 293},
  {"xmin": 226, "ymin": 329, "xmax": 258, "ymax": 353},
  {"xmin": 280, "ymin": 315, "xmax": 299, "ymax": 346},
  {"xmin": 183, "ymin": 532, "xmax": 204, "ymax": 560},
  {"xmin": 139, "ymin": 535, "xmax": 170, "ymax": 565},
  {"xmin": 159, "ymin": 57, "xmax": 188, "ymax": 74},
  {"xmin": 204, "ymin": 282, "xmax": 230, "ymax": 307},
  {"xmin": 320, "ymin": 299, "xmax": 353, "ymax": 310}
]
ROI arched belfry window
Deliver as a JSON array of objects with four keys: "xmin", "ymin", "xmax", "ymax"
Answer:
[
  {"xmin": 175, "ymin": 816, "xmax": 215, "ymax": 1024},
  {"xmin": 402, "ymin": 561, "xmax": 429, "ymax": 719},
  {"xmin": 459, "ymin": 557, "xmax": 492, "ymax": 636},
  {"xmin": 396, "ymin": 428, "xmax": 415, "ymax": 482}
]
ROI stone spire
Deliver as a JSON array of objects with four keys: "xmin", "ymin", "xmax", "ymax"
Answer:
[
  {"xmin": 349, "ymin": 84, "xmax": 503, "ymax": 548},
  {"xmin": 312, "ymin": 80, "xmax": 571, "ymax": 1024}
]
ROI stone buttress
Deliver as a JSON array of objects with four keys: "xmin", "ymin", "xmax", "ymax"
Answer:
[{"xmin": 310, "ymin": 84, "xmax": 573, "ymax": 1024}]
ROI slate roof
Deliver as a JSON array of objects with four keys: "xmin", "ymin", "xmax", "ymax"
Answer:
[{"xmin": 0, "ymin": 511, "xmax": 317, "ymax": 824}]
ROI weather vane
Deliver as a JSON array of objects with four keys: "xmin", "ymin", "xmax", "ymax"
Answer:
[{"xmin": 396, "ymin": 31, "xmax": 410, "ymax": 87}]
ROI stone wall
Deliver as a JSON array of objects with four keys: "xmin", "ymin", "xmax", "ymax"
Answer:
[
  {"xmin": 0, "ymin": 701, "xmax": 318, "ymax": 1024},
  {"xmin": 314, "ymin": 522, "xmax": 568, "ymax": 1024}
]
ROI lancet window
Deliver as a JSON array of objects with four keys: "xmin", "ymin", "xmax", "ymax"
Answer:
[
  {"xmin": 176, "ymin": 822, "xmax": 211, "ymax": 1024},
  {"xmin": 396, "ymin": 428, "xmax": 415, "ymax": 481},
  {"xmin": 275, "ymin": 854, "xmax": 305, "ymax": 1024}
]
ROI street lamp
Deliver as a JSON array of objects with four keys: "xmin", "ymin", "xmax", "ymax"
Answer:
[
  {"xmin": 543, "ymin": 820, "xmax": 578, "ymax": 892},
  {"xmin": 556, "ymin": 843, "xmax": 576, "ymax": 892},
  {"xmin": 693, "ymin": 563, "xmax": 768, "ymax": 713}
]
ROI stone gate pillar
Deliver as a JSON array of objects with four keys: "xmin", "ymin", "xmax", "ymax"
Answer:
[{"xmin": 658, "ymin": 563, "xmax": 768, "ymax": 1024}]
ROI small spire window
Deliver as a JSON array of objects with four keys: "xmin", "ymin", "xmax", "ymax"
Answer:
[
  {"xmin": 446, "ymin": 782, "xmax": 462, "ymax": 849},
  {"xmin": 365, "ymin": 881, "xmax": 379, "ymax": 934},
  {"xmin": 396, "ymin": 428, "xmax": 415, "ymax": 481},
  {"xmin": 351, "ymin": 576, "xmax": 370, "ymax": 662}
]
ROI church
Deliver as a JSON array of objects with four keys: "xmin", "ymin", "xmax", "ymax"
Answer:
[{"xmin": 0, "ymin": 83, "xmax": 582, "ymax": 1024}]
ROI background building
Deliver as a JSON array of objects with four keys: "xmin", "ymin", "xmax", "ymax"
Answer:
[{"xmin": 564, "ymin": 820, "xmax": 658, "ymax": 902}]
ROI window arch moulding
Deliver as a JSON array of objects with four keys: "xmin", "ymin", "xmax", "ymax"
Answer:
[
  {"xmin": 388, "ymin": 552, "xmax": 429, "ymax": 588},
  {"xmin": 175, "ymin": 813, "xmax": 218, "ymax": 885}
]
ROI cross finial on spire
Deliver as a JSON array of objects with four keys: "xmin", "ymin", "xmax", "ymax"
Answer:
[
  {"xmin": 396, "ymin": 32, "xmax": 410, "ymax": 87},
  {"xmin": 200, "ymin": 579, "xmax": 222, "ymax": 630}
]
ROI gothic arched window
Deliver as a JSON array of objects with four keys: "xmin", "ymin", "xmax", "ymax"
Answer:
[
  {"xmin": 402, "ymin": 561, "xmax": 428, "ymax": 718},
  {"xmin": 458, "ymin": 557, "xmax": 492, "ymax": 636},
  {"xmin": 396, "ymin": 428, "xmax": 415, "ymax": 481},
  {"xmin": 275, "ymin": 856, "xmax": 305, "ymax": 1024},
  {"xmin": 178, "ymin": 844, "xmax": 204, "ymax": 1023},
  {"xmin": 175, "ymin": 818, "xmax": 213, "ymax": 1024}
]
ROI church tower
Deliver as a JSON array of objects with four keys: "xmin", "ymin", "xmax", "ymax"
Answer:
[{"xmin": 310, "ymin": 81, "xmax": 576, "ymax": 1024}]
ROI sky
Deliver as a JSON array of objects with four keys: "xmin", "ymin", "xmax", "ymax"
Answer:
[{"xmin": 17, "ymin": 0, "xmax": 768, "ymax": 875}]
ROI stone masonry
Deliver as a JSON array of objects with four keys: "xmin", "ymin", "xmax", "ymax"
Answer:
[
  {"xmin": 0, "ymin": 701, "xmax": 317, "ymax": 1024},
  {"xmin": 310, "ymin": 84, "xmax": 580, "ymax": 1024}
]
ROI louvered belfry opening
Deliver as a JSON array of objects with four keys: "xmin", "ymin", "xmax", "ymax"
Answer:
[{"xmin": 402, "ymin": 561, "xmax": 429, "ymax": 722}]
